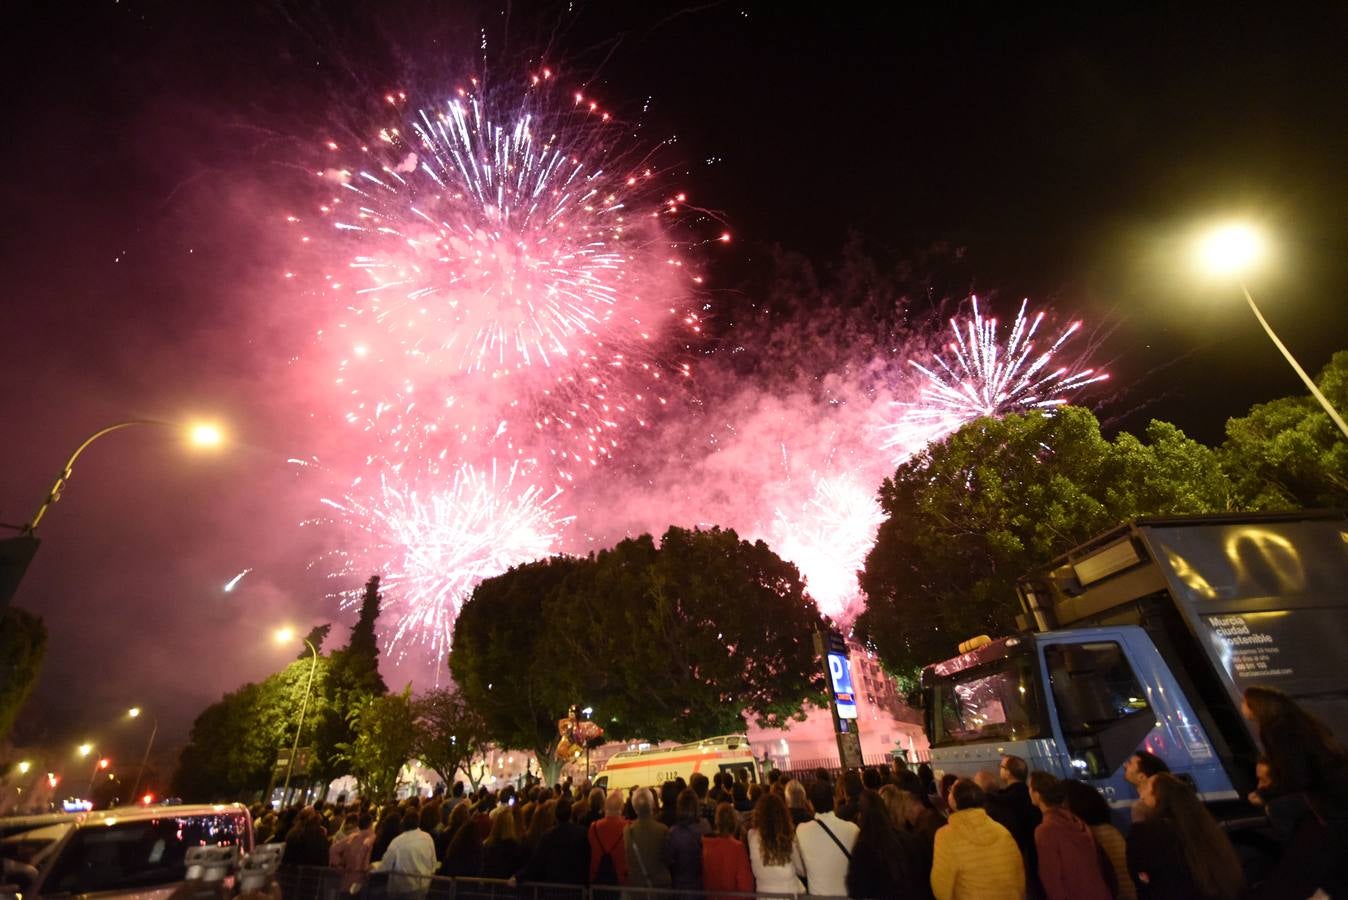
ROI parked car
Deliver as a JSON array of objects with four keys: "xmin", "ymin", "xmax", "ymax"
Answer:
[{"xmin": 0, "ymin": 803, "xmax": 251, "ymax": 899}]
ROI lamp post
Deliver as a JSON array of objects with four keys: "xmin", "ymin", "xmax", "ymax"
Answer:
[
  {"xmin": 127, "ymin": 707, "xmax": 158, "ymax": 800},
  {"xmin": 275, "ymin": 628, "xmax": 320, "ymax": 808},
  {"xmin": 1194, "ymin": 223, "xmax": 1348, "ymax": 439},
  {"xmin": 25, "ymin": 419, "xmax": 225, "ymax": 534},
  {"xmin": 581, "ymin": 707, "xmax": 594, "ymax": 779},
  {"xmin": 85, "ymin": 756, "xmax": 110, "ymax": 799}
]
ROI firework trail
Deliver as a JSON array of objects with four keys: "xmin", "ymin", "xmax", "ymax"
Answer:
[
  {"xmin": 299, "ymin": 74, "xmax": 705, "ymax": 478},
  {"xmin": 884, "ymin": 296, "xmax": 1108, "ymax": 457},
  {"xmin": 319, "ymin": 459, "xmax": 573, "ymax": 663}
]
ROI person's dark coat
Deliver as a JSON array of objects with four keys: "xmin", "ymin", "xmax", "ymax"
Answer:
[
  {"xmin": 520, "ymin": 821, "xmax": 590, "ymax": 885},
  {"xmin": 480, "ymin": 838, "xmax": 528, "ymax": 879},
  {"xmin": 845, "ymin": 834, "xmax": 929, "ymax": 899},
  {"xmin": 1127, "ymin": 819, "xmax": 1203, "ymax": 900},
  {"xmin": 989, "ymin": 782, "xmax": 1042, "ymax": 894},
  {"xmin": 282, "ymin": 823, "xmax": 330, "ymax": 868},
  {"xmin": 663, "ymin": 821, "xmax": 705, "ymax": 890}
]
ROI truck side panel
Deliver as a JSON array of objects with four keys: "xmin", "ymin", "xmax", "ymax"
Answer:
[{"xmin": 1143, "ymin": 518, "xmax": 1348, "ymax": 742}]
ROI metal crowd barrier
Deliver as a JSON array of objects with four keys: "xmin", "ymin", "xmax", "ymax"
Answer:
[{"xmin": 274, "ymin": 867, "xmax": 851, "ymax": 900}]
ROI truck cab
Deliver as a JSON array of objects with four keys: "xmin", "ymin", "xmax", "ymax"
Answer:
[{"xmin": 922, "ymin": 510, "xmax": 1348, "ymax": 820}]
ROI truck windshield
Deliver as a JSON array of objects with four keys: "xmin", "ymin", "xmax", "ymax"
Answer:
[{"xmin": 928, "ymin": 651, "xmax": 1043, "ymax": 745}]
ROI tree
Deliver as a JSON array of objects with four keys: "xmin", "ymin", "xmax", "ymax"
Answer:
[
  {"xmin": 551, "ymin": 527, "xmax": 827, "ymax": 743},
  {"xmin": 0, "ymin": 606, "xmax": 46, "ymax": 741},
  {"xmin": 856, "ymin": 407, "xmax": 1234, "ymax": 676},
  {"xmin": 339, "ymin": 686, "xmax": 416, "ymax": 803},
  {"xmin": 312, "ymin": 575, "xmax": 388, "ymax": 784},
  {"xmin": 172, "ymin": 656, "xmax": 330, "ymax": 801},
  {"xmin": 1221, "ymin": 351, "xmax": 1348, "ymax": 509},
  {"xmin": 450, "ymin": 557, "xmax": 588, "ymax": 785},
  {"xmin": 300, "ymin": 624, "xmax": 332, "ymax": 659},
  {"xmin": 412, "ymin": 688, "xmax": 491, "ymax": 790}
]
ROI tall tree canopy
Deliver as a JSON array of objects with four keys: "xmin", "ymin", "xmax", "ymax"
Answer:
[
  {"xmin": 339, "ymin": 686, "xmax": 416, "ymax": 803},
  {"xmin": 172, "ymin": 656, "xmax": 330, "ymax": 801},
  {"xmin": 0, "ymin": 606, "xmax": 46, "ymax": 741},
  {"xmin": 313, "ymin": 575, "xmax": 388, "ymax": 784},
  {"xmin": 450, "ymin": 556, "xmax": 587, "ymax": 784},
  {"xmin": 452, "ymin": 528, "xmax": 827, "ymax": 771},
  {"xmin": 1220, "ymin": 350, "xmax": 1348, "ymax": 509},
  {"xmin": 551, "ymin": 526, "xmax": 826, "ymax": 743},
  {"xmin": 856, "ymin": 406, "xmax": 1234, "ymax": 675}
]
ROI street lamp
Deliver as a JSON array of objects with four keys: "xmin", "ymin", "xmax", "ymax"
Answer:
[
  {"xmin": 86, "ymin": 757, "xmax": 110, "ymax": 798},
  {"xmin": 1193, "ymin": 222, "xmax": 1348, "ymax": 439},
  {"xmin": 25, "ymin": 418, "xmax": 226, "ymax": 533},
  {"xmin": 77, "ymin": 742, "xmax": 94, "ymax": 759},
  {"xmin": 16, "ymin": 761, "xmax": 32, "ymax": 776},
  {"xmin": 127, "ymin": 707, "xmax": 159, "ymax": 801},
  {"xmin": 275, "ymin": 627, "xmax": 320, "ymax": 808}
]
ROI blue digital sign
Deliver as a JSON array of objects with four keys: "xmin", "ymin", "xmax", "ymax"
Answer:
[{"xmin": 828, "ymin": 651, "xmax": 858, "ymax": 719}]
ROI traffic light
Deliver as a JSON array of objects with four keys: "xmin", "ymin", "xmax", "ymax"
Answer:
[
  {"xmin": 47, "ymin": 773, "xmax": 59, "ymax": 788},
  {"xmin": 97, "ymin": 758, "xmax": 110, "ymax": 770}
]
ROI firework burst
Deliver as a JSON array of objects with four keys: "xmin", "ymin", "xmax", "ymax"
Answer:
[
  {"xmin": 299, "ymin": 74, "xmax": 704, "ymax": 477},
  {"xmin": 319, "ymin": 459, "xmax": 573, "ymax": 663},
  {"xmin": 770, "ymin": 471, "xmax": 885, "ymax": 620},
  {"xmin": 884, "ymin": 297, "xmax": 1108, "ymax": 457}
]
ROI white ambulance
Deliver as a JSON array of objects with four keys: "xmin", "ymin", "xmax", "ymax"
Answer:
[{"xmin": 593, "ymin": 734, "xmax": 759, "ymax": 792}]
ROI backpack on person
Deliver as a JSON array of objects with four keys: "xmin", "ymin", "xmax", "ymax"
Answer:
[{"xmin": 594, "ymin": 830, "xmax": 621, "ymax": 886}]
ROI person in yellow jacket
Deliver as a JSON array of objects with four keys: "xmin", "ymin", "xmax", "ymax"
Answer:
[{"xmin": 931, "ymin": 778, "xmax": 1027, "ymax": 900}]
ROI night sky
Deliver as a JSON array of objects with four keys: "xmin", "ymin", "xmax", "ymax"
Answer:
[{"xmin": 4, "ymin": 2, "xmax": 1347, "ymax": 777}]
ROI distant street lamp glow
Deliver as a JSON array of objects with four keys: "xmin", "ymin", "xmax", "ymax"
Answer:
[
  {"xmin": 274, "ymin": 626, "xmax": 296, "ymax": 645},
  {"xmin": 77, "ymin": 743, "xmax": 94, "ymax": 758},
  {"xmin": 17, "ymin": 761, "xmax": 31, "ymax": 775},
  {"xmin": 128, "ymin": 707, "xmax": 141, "ymax": 718},
  {"xmin": 1196, "ymin": 222, "xmax": 1266, "ymax": 277}
]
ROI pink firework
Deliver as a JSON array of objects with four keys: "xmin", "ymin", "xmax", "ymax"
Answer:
[
  {"xmin": 319, "ymin": 459, "xmax": 573, "ymax": 663},
  {"xmin": 296, "ymin": 75, "xmax": 704, "ymax": 479},
  {"xmin": 884, "ymin": 297, "xmax": 1108, "ymax": 457}
]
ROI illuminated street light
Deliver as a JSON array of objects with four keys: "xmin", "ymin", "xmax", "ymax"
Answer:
[
  {"xmin": 1196, "ymin": 223, "xmax": 1266, "ymax": 277},
  {"xmin": 77, "ymin": 742, "xmax": 94, "ymax": 759},
  {"xmin": 87, "ymin": 756, "xmax": 111, "ymax": 798},
  {"xmin": 25, "ymin": 418, "xmax": 227, "ymax": 533},
  {"xmin": 1192, "ymin": 221, "xmax": 1348, "ymax": 440},
  {"xmin": 188, "ymin": 422, "xmax": 224, "ymax": 448},
  {"xmin": 16, "ymin": 761, "xmax": 31, "ymax": 775}
]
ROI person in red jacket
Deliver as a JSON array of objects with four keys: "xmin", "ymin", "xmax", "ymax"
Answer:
[
  {"xmin": 701, "ymin": 802, "xmax": 754, "ymax": 899},
  {"xmin": 588, "ymin": 789, "xmax": 629, "ymax": 886},
  {"xmin": 1027, "ymin": 772, "xmax": 1113, "ymax": 900}
]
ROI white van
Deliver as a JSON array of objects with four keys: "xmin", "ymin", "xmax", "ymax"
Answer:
[{"xmin": 594, "ymin": 735, "xmax": 759, "ymax": 792}]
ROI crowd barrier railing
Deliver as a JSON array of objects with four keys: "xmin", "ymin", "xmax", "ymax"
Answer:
[{"xmin": 273, "ymin": 866, "xmax": 854, "ymax": 900}]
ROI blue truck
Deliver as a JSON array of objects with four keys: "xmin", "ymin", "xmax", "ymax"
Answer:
[{"xmin": 920, "ymin": 510, "xmax": 1348, "ymax": 821}]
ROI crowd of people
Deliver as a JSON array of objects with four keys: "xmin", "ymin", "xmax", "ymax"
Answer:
[{"xmin": 254, "ymin": 685, "xmax": 1346, "ymax": 899}]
